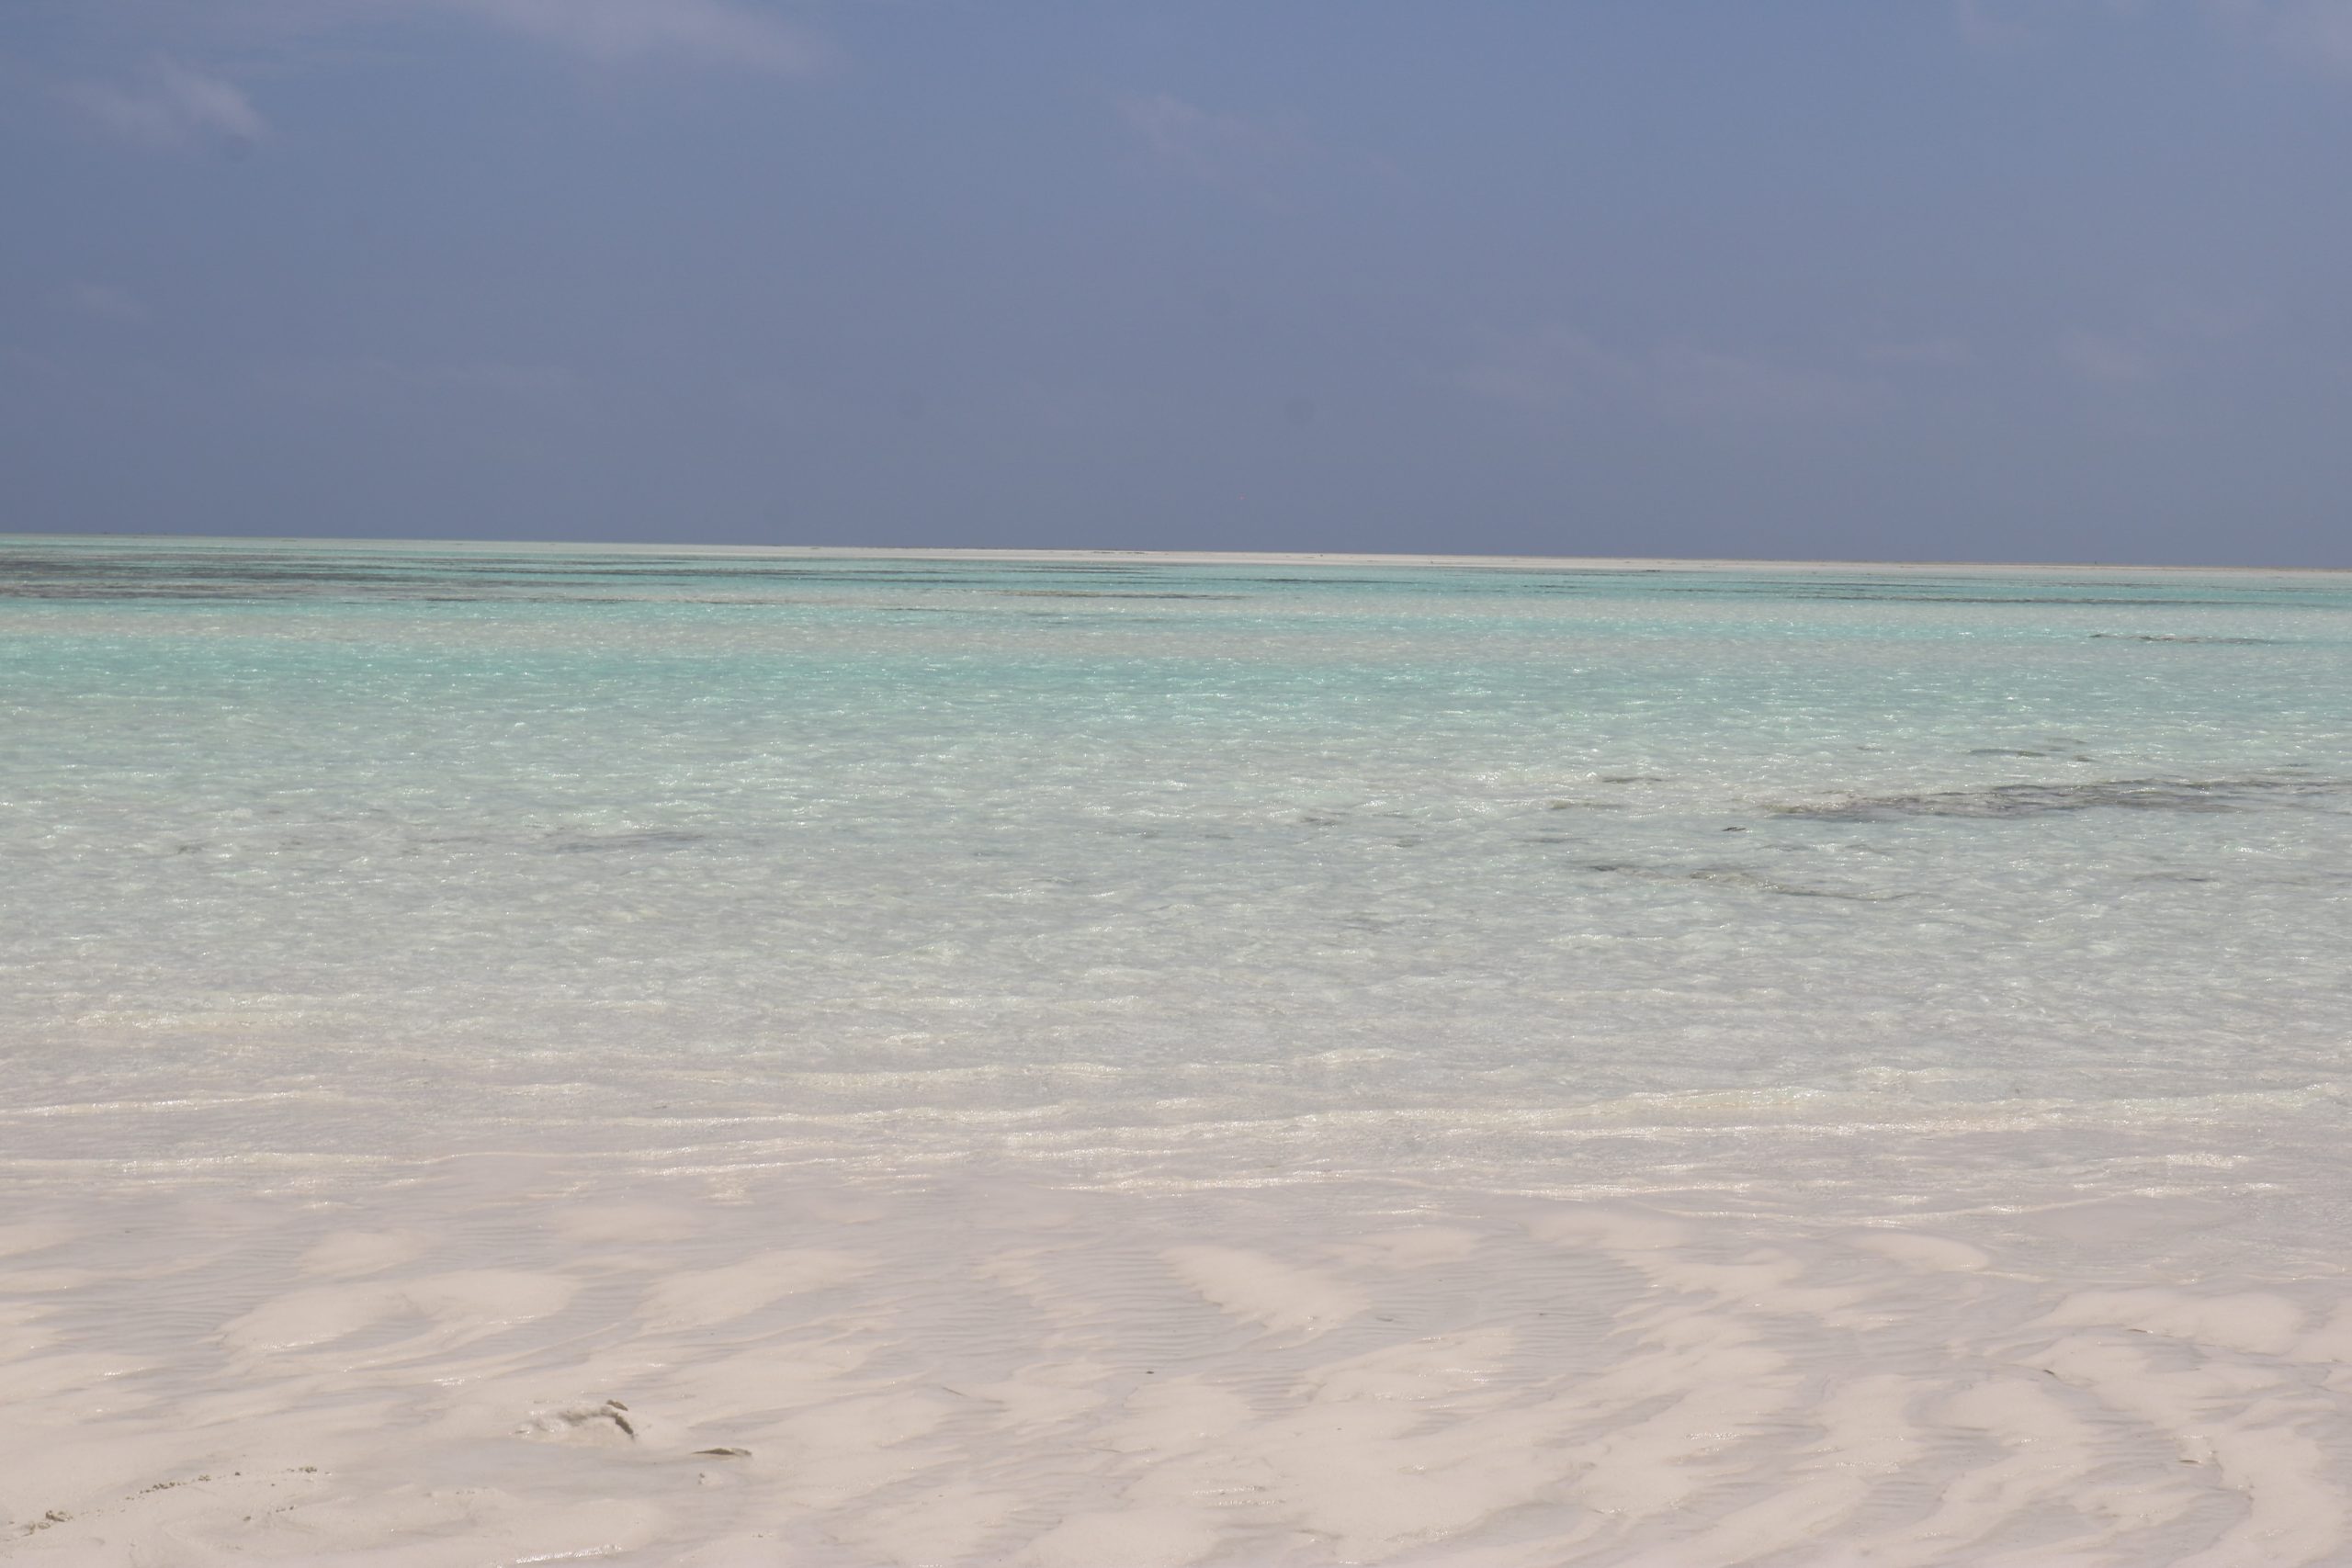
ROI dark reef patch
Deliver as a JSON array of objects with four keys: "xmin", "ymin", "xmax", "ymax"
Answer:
[
  {"xmin": 1775, "ymin": 777, "xmax": 2346, "ymax": 822},
  {"xmin": 2090, "ymin": 633, "xmax": 2282, "ymax": 646}
]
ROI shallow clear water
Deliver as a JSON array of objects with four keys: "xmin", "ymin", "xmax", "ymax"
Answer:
[
  {"xmin": 5, "ymin": 538, "xmax": 2352, "ymax": 1564},
  {"xmin": 6, "ymin": 537, "xmax": 2347, "ymax": 1218}
]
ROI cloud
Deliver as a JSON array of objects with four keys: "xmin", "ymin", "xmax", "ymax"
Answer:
[
  {"xmin": 44, "ymin": 2, "xmax": 829, "ymax": 148},
  {"xmin": 268, "ymin": 355, "xmax": 586, "ymax": 404},
  {"xmin": 58, "ymin": 282, "xmax": 151, "ymax": 323},
  {"xmin": 2055, "ymin": 289, "xmax": 2258, "ymax": 387},
  {"xmin": 2147, "ymin": 287, "xmax": 2265, "ymax": 343},
  {"xmin": 1953, "ymin": 0, "xmax": 2035, "ymax": 50},
  {"xmin": 2057, "ymin": 328, "xmax": 2156, "ymax": 385},
  {"xmin": 1959, "ymin": 0, "xmax": 2166, "ymax": 51},
  {"xmin": 1862, "ymin": 336, "xmax": 1976, "ymax": 368},
  {"xmin": 1119, "ymin": 93, "xmax": 1308, "ymax": 193},
  {"xmin": 1962, "ymin": 0, "xmax": 2352, "ymax": 76},
  {"xmin": 2263, "ymin": 0, "xmax": 2352, "ymax": 73},
  {"xmin": 1457, "ymin": 328, "xmax": 1870, "ymax": 426},
  {"xmin": 64, "ymin": 60, "xmax": 267, "ymax": 149},
  {"xmin": 424, "ymin": 0, "xmax": 830, "ymax": 74},
  {"xmin": 2196, "ymin": 0, "xmax": 2352, "ymax": 74}
]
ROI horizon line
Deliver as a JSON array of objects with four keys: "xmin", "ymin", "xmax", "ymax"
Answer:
[{"xmin": 7, "ymin": 530, "xmax": 2347, "ymax": 575}]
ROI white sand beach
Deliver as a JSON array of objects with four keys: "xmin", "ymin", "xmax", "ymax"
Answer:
[{"xmin": 8, "ymin": 1157, "xmax": 2351, "ymax": 1566}]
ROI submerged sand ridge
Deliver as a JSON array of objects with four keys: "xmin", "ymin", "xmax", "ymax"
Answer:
[{"xmin": 5, "ymin": 1159, "xmax": 2349, "ymax": 1566}]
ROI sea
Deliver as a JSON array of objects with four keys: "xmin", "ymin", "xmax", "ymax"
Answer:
[{"xmin": 4, "ymin": 536, "xmax": 2349, "ymax": 1566}]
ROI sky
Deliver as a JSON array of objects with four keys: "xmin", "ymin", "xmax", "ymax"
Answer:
[{"xmin": 4, "ymin": 2, "xmax": 2349, "ymax": 565}]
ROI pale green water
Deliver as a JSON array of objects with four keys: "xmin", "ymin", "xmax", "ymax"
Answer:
[{"xmin": 3, "ymin": 536, "xmax": 2348, "ymax": 1232}]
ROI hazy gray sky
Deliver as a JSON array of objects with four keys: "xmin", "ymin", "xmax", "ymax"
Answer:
[{"xmin": 5, "ymin": 2, "xmax": 2348, "ymax": 563}]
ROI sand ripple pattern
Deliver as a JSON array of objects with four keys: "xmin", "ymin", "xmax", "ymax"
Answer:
[{"xmin": 5, "ymin": 1165, "xmax": 2349, "ymax": 1567}]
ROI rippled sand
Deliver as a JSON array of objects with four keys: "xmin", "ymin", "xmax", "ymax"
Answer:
[{"xmin": 6, "ymin": 1159, "xmax": 2349, "ymax": 1565}]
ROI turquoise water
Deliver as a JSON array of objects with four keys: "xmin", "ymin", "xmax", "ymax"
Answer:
[{"xmin": 4, "ymin": 536, "xmax": 2348, "ymax": 1231}]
